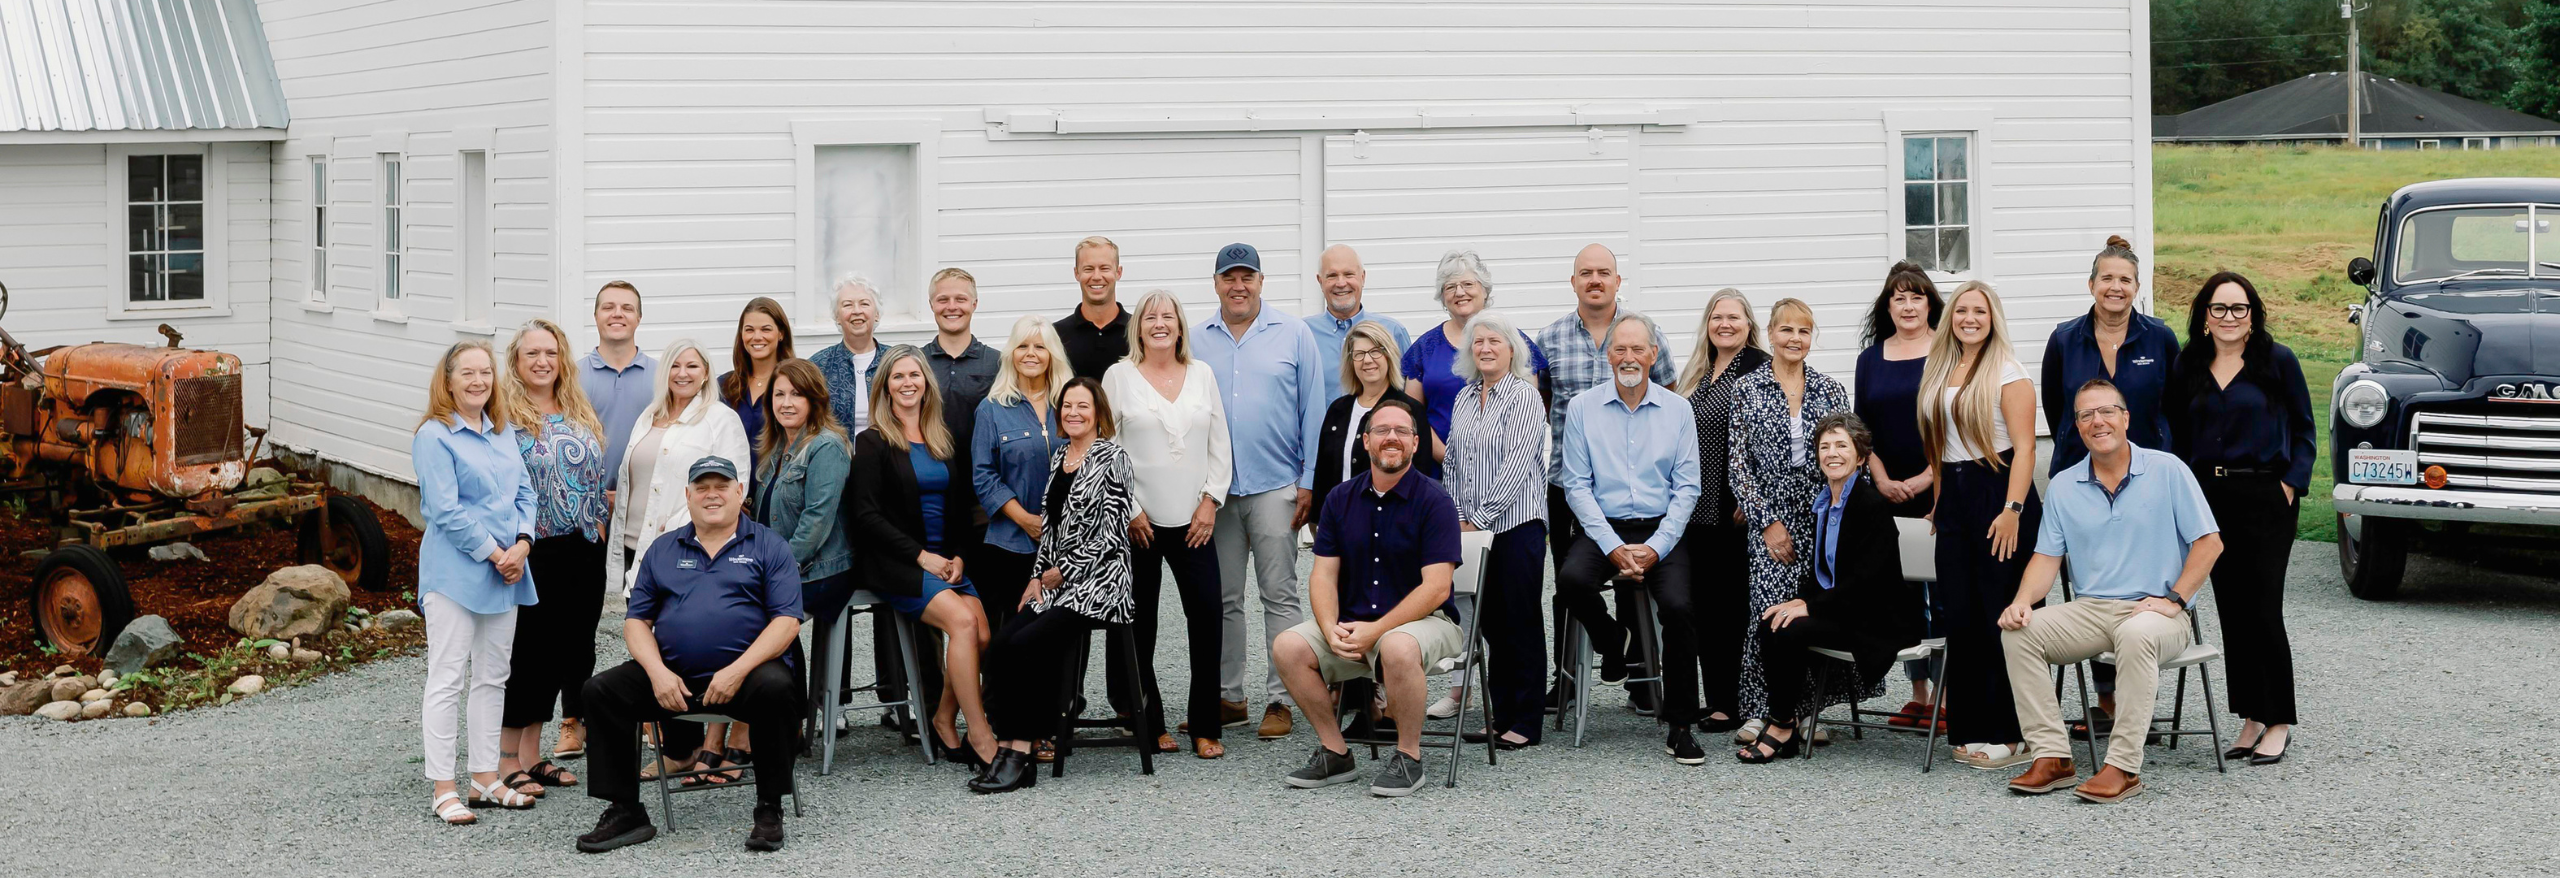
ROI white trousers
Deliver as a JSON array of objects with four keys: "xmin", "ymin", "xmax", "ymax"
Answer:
[{"xmin": 420, "ymin": 592, "xmax": 519, "ymax": 782}]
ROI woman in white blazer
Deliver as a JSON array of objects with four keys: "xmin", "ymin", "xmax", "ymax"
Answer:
[{"xmin": 605, "ymin": 338, "xmax": 753, "ymax": 593}]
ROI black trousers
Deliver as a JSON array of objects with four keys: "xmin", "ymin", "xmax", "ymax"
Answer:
[
  {"xmin": 1934, "ymin": 459, "xmax": 2041, "ymax": 747},
  {"xmin": 1113, "ymin": 524, "xmax": 1224, "ymax": 741},
  {"xmin": 1682, "ymin": 517, "xmax": 1750, "ymax": 718},
  {"xmin": 799, "ymin": 572, "xmax": 856, "ymax": 716},
  {"xmin": 1557, "ymin": 518, "xmax": 1702, "ymax": 727},
  {"xmin": 1479, "ymin": 521, "xmax": 1549, "ymax": 741},
  {"xmin": 503, "ymin": 534, "xmax": 608, "ymax": 727},
  {"xmin": 583, "ymin": 657, "xmax": 800, "ymax": 807},
  {"xmin": 2200, "ymin": 473, "xmax": 2300, "ymax": 726},
  {"xmin": 971, "ymin": 546, "xmax": 1037, "ymax": 634},
  {"xmin": 1757, "ymin": 615, "xmax": 1862, "ymax": 723},
  {"xmin": 982, "ymin": 606, "xmax": 1107, "ymax": 741}
]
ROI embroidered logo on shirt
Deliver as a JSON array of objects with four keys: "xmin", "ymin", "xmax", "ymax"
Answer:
[
  {"xmin": 2131, "ymin": 356, "xmax": 2156, "ymax": 366},
  {"xmin": 677, "ymin": 559, "xmax": 699, "ymax": 570},
  {"xmin": 728, "ymin": 556, "xmax": 756, "ymax": 566}
]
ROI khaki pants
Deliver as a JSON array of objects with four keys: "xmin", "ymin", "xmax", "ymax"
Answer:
[{"xmin": 2001, "ymin": 598, "xmax": 2191, "ymax": 774}]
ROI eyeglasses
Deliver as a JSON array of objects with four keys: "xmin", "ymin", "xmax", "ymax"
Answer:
[
  {"xmin": 2207, "ymin": 303, "xmax": 2253, "ymax": 319},
  {"xmin": 1349, "ymin": 348, "xmax": 1387, "ymax": 362},
  {"xmin": 1367, "ymin": 426, "xmax": 1418, "ymax": 438},
  {"xmin": 2073, "ymin": 404, "xmax": 2127, "ymax": 424}
]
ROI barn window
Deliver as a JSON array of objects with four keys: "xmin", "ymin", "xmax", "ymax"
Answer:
[
  {"xmin": 458, "ymin": 150, "xmax": 493, "ymax": 327},
  {"xmin": 1901, "ymin": 134, "xmax": 1971, "ymax": 273},
  {"xmin": 815, "ymin": 143, "xmax": 921, "ymax": 322},
  {"xmin": 310, "ymin": 156, "xmax": 329, "ymax": 301},
  {"xmin": 103, "ymin": 144, "xmax": 227, "ymax": 318},
  {"xmin": 379, "ymin": 153, "xmax": 405, "ymax": 303},
  {"xmin": 2463, "ymin": 137, "xmax": 2489, "ymax": 151}
]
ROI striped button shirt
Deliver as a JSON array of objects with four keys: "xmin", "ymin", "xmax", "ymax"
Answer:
[
  {"xmin": 1443, "ymin": 375, "xmax": 1550, "ymax": 534},
  {"xmin": 1535, "ymin": 306, "xmax": 1677, "ymax": 484}
]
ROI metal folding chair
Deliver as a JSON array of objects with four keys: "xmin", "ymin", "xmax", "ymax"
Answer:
[
  {"xmin": 2052, "ymin": 572, "xmax": 2229, "ymax": 775},
  {"xmin": 812, "ymin": 590, "xmax": 933, "ymax": 774},
  {"xmin": 1551, "ymin": 573, "xmax": 1665, "ymax": 748},
  {"xmin": 1803, "ymin": 638, "xmax": 1948, "ymax": 770},
  {"xmin": 643, "ymin": 712, "xmax": 803, "ymax": 831},
  {"xmin": 1340, "ymin": 532, "xmax": 1496, "ymax": 788}
]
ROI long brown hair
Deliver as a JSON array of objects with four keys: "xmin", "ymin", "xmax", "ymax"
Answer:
[
  {"xmin": 868, "ymin": 345, "xmax": 955, "ymax": 459},
  {"xmin": 721, "ymin": 296, "xmax": 796, "ymax": 405},
  {"xmin": 500, "ymin": 319, "xmax": 606, "ymax": 439},
  {"xmin": 418, "ymin": 340, "xmax": 500, "ymax": 429},
  {"xmin": 758, "ymin": 358, "xmax": 847, "ymax": 469}
]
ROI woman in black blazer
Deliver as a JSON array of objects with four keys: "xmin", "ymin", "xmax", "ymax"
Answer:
[
  {"xmin": 1312, "ymin": 321, "xmax": 1436, "ymax": 507},
  {"xmin": 849, "ymin": 345, "xmax": 996, "ymax": 767},
  {"xmin": 1739, "ymin": 412, "xmax": 1921, "ymax": 763}
]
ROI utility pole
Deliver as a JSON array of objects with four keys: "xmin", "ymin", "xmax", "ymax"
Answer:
[{"xmin": 2345, "ymin": 1, "xmax": 2362, "ymax": 147}]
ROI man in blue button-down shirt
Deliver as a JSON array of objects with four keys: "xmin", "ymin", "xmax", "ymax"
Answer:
[
  {"xmin": 1193, "ymin": 242, "xmax": 1328, "ymax": 738},
  {"xmin": 1556, "ymin": 313, "xmax": 1709, "ymax": 761},
  {"xmin": 1304, "ymin": 245, "xmax": 1412, "ymax": 394},
  {"xmin": 1998, "ymin": 379, "xmax": 2222, "ymax": 804},
  {"xmin": 580, "ymin": 281, "xmax": 656, "ymax": 497}
]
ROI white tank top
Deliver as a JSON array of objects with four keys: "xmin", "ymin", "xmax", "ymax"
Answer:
[{"xmin": 1938, "ymin": 361, "xmax": 2029, "ymax": 463}]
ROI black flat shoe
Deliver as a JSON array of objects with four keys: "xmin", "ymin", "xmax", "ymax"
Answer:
[
  {"xmin": 968, "ymin": 748, "xmax": 1038, "ymax": 794},
  {"xmin": 1735, "ymin": 724, "xmax": 1803, "ymax": 764}
]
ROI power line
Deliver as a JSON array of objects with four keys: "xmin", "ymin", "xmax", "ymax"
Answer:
[
  {"xmin": 2167, "ymin": 55, "xmax": 2345, "ymax": 69},
  {"xmin": 2154, "ymin": 31, "xmax": 2347, "ymax": 45}
]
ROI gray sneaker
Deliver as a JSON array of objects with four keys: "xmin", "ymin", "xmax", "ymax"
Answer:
[
  {"xmin": 1285, "ymin": 746, "xmax": 1358, "ymax": 788},
  {"xmin": 1368, "ymin": 751, "xmax": 1426, "ymax": 797}
]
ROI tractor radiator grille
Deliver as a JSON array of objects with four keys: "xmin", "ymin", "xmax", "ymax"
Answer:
[{"xmin": 172, "ymin": 374, "xmax": 243, "ymax": 465}]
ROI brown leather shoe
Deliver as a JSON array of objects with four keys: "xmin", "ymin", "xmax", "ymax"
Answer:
[
  {"xmin": 2007, "ymin": 757, "xmax": 2080, "ymax": 794},
  {"xmin": 1257, "ymin": 703, "xmax": 1295, "ymax": 740},
  {"xmin": 2074, "ymin": 765, "xmax": 2143, "ymax": 803},
  {"xmin": 1178, "ymin": 699, "xmax": 1252, "ymax": 733}
]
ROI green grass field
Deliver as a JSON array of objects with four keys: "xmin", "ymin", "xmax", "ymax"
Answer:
[{"xmin": 2151, "ymin": 144, "xmax": 2560, "ymax": 542}]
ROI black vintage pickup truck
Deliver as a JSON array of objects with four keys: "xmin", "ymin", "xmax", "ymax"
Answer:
[{"xmin": 2333, "ymin": 178, "xmax": 2560, "ymax": 599}]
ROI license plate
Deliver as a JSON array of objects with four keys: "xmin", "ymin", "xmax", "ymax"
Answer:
[{"xmin": 2347, "ymin": 448, "xmax": 2417, "ymax": 485}]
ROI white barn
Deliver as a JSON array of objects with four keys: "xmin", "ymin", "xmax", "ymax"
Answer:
[{"xmin": 2, "ymin": 0, "xmax": 2154, "ymax": 508}]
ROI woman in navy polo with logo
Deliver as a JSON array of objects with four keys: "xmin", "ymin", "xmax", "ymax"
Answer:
[{"xmin": 2164, "ymin": 270, "xmax": 2312, "ymax": 766}]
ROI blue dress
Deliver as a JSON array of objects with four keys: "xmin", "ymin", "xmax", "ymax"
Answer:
[
  {"xmin": 1401, "ymin": 325, "xmax": 1549, "ymax": 478},
  {"xmin": 892, "ymin": 444, "xmax": 978, "ymax": 618}
]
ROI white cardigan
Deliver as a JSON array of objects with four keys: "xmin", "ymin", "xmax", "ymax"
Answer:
[{"xmin": 604, "ymin": 390, "xmax": 753, "ymax": 592}]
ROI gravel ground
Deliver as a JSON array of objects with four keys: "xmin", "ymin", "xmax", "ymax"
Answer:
[{"xmin": 4, "ymin": 541, "xmax": 2554, "ymax": 877}]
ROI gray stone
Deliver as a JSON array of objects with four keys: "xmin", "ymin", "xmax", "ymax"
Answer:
[
  {"xmin": 102, "ymin": 615, "xmax": 184, "ymax": 676},
  {"xmin": 227, "ymin": 565, "xmax": 351, "ymax": 641},
  {"xmin": 79, "ymin": 699, "xmax": 112, "ymax": 719},
  {"xmin": 51, "ymin": 664, "xmax": 76, "ymax": 678},
  {"xmin": 266, "ymin": 642, "xmax": 290, "ymax": 661},
  {"xmin": 0, "ymin": 681, "xmax": 48, "ymax": 716},
  {"xmin": 289, "ymin": 648, "xmax": 323, "ymax": 665},
  {"xmin": 147, "ymin": 542, "xmax": 208, "ymax": 562},
  {"xmin": 122, "ymin": 702, "xmax": 151, "ymax": 717},
  {"xmin": 33, "ymin": 701, "xmax": 80, "ymax": 721},
  {"xmin": 96, "ymin": 669, "xmax": 116, "ymax": 687},
  {"xmin": 48, "ymin": 677, "xmax": 89, "ymax": 703},
  {"xmin": 227, "ymin": 675, "xmax": 264, "ymax": 696},
  {"xmin": 376, "ymin": 609, "xmax": 421, "ymax": 632}
]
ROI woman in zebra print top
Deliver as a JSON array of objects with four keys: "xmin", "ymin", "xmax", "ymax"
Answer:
[{"xmin": 970, "ymin": 377, "xmax": 1136, "ymax": 793}]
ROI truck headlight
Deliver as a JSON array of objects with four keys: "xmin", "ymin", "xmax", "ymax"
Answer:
[{"xmin": 2339, "ymin": 379, "xmax": 2389, "ymax": 428}]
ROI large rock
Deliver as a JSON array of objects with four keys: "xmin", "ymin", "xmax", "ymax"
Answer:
[
  {"xmin": 227, "ymin": 565, "xmax": 351, "ymax": 641},
  {"xmin": 0, "ymin": 681, "xmax": 49, "ymax": 716},
  {"xmin": 48, "ymin": 677, "xmax": 91, "ymax": 703},
  {"xmin": 33, "ymin": 701, "xmax": 80, "ymax": 721},
  {"xmin": 102, "ymin": 615, "xmax": 184, "ymax": 676},
  {"xmin": 78, "ymin": 699, "xmax": 112, "ymax": 719}
]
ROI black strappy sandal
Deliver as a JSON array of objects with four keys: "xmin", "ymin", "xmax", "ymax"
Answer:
[
  {"xmin": 501, "ymin": 770, "xmax": 546, "ymax": 798},
  {"xmin": 1735, "ymin": 724, "xmax": 1804, "ymax": 764},
  {"xmin": 525, "ymin": 760, "xmax": 579, "ymax": 788},
  {"xmin": 719, "ymin": 747, "xmax": 752, "ymax": 783},
  {"xmin": 680, "ymin": 749, "xmax": 730, "ymax": 787}
]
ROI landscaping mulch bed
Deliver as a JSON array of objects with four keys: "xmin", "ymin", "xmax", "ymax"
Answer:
[{"xmin": 0, "ymin": 492, "xmax": 424, "ymax": 688}]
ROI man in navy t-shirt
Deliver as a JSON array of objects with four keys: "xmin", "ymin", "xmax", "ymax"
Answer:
[{"xmin": 577, "ymin": 456, "xmax": 803, "ymax": 854}]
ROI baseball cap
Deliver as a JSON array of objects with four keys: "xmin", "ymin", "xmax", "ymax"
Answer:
[
  {"xmin": 687, "ymin": 455, "xmax": 739, "ymax": 483},
  {"xmin": 1215, "ymin": 243, "xmax": 1261, "ymax": 275}
]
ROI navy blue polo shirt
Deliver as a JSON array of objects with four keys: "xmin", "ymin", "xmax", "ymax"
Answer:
[
  {"xmin": 1313, "ymin": 470, "xmax": 1464, "ymax": 623},
  {"xmin": 2042, "ymin": 309, "xmax": 2179, "ymax": 475},
  {"xmin": 629, "ymin": 518, "xmax": 804, "ymax": 679}
]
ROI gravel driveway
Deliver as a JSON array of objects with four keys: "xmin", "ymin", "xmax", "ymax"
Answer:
[{"xmin": 4, "ymin": 541, "xmax": 2553, "ymax": 877}]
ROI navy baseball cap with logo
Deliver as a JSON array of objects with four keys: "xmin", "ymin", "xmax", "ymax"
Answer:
[
  {"xmin": 687, "ymin": 455, "xmax": 739, "ymax": 483},
  {"xmin": 1215, "ymin": 243, "xmax": 1261, "ymax": 275}
]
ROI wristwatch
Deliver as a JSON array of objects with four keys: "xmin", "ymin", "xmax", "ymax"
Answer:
[
  {"xmin": 2002, "ymin": 500, "xmax": 2025, "ymax": 513},
  {"xmin": 515, "ymin": 532, "xmax": 533, "ymax": 547},
  {"xmin": 2161, "ymin": 591, "xmax": 2188, "ymax": 609}
]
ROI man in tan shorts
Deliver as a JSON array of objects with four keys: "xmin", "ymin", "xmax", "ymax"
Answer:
[{"xmin": 1272, "ymin": 399, "xmax": 1465, "ymax": 797}]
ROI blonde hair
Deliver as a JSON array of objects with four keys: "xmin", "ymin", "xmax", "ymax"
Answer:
[
  {"xmin": 1339, "ymin": 320, "xmax": 1404, "ymax": 395},
  {"xmin": 929, "ymin": 266, "xmax": 977, "ymax": 298},
  {"xmin": 1917, "ymin": 281, "xmax": 2025, "ymax": 469},
  {"xmin": 868, "ymin": 345, "xmax": 955, "ymax": 459},
  {"xmin": 1074, "ymin": 236, "xmax": 1120, "ymax": 262},
  {"xmin": 641, "ymin": 338, "xmax": 713, "ymax": 427},
  {"xmin": 1673, "ymin": 288, "xmax": 1763, "ymax": 396},
  {"xmin": 987, "ymin": 314, "xmax": 1071, "ymax": 405},
  {"xmin": 1767, "ymin": 298, "xmax": 1817, "ymax": 335},
  {"xmin": 418, "ymin": 341, "xmax": 500, "ymax": 430},
  {"xmin": 1124, "ymin": 289, "xmax": 1192, "ymax": 366},
  {"xmin": 500, "ymin": 319, "xmax": 606, "ymax": 439}
]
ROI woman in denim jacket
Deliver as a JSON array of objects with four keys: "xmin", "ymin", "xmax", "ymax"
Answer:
[{"xmin": 750, "ymin": 359, "xmax": 854, "ymax": 725}]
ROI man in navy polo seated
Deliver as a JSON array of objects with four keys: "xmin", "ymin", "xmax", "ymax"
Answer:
[
  {"xmin": 578, "ymin": 455, "xmax": 804, "ymax": 853},
  {"xmin": 1271, "ymin": 398, "xmax": 1465, "ymax": 798}
]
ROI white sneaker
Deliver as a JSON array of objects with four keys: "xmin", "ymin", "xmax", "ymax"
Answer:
[
  {"xmin": 1427, "ymin": 693, "xmax": 1461, "ymax": 719},
  {"xmin": 1735, "ymin": 718, "xmax": 1766, "ymax": 745}
]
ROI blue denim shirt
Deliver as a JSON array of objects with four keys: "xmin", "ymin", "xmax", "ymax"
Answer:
[
  {"xmin": 971, "ymin": 396, "xmax": 1071, "ymax": 554},
  {"xmin": 1194, "ymin": 305, "xmax": 1328, "ymax": 496},
  {"xmin": 752, "ymin": 430, "xmax": 854, "ymax": 582},
  {"xmin": 412, "ymin": 412, "xmax": 539, "ymax": 613}
]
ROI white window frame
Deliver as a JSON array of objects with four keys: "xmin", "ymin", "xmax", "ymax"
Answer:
[
  {"xmin": 2464, "ymin": 137, "xmax": 2490, "ymax": 151},
  {"xmin": 2419, "ymin": 139, "xmax": 2442, "ymax": 150},
  {"xmin": 792, "ymin": 119, "xmax": 939, "ymax": 332},
  {"xmin": 1883, "ymin": 110, "xmax": 1993, "ymax": 286},
  {"xmin": 308, "ymin": 155, "xmax": 329, "ymax": 303},
  {"xmin": 102, "ymin": 143, "xmax": 228, "ymax": 319},
  {"xmin": 454, "ymin": 148, "xmax": 495, "ymax": 333},
  {"xmin": 378, "ymin": 151, "xmax": 406, "ymax": 309}
]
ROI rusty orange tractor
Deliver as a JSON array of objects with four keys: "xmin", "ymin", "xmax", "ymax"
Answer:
[{"xmin": 0, "ymin": 283, "xmax": 387, "ymax": 655}]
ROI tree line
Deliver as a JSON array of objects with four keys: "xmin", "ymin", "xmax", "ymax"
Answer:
[{"xmin": 2154, "ymin": 0, "xmax": 2560, "ymax": 120}]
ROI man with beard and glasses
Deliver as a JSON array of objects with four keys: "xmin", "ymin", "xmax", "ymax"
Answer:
[{"xmin": 1272, "ymin": 398, "xmax": 1464, "ymax": 798}]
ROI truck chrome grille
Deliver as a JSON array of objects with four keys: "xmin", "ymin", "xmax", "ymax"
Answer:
[
  {"xmin": 2412, "ymin": 410, "xmax": 2560, "ymax": 494},
  {"xmin": 172, "ymin": 374, "xmax": 244, "ymax": 465}
]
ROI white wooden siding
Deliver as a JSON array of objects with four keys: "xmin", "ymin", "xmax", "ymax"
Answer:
[
  {"xmin": 257, "ymin": 0, "xmax": 553, "ymax": 480},
  {"xmin": 0, "ymin": 142, "xmax": 273, "ymax": 426}
]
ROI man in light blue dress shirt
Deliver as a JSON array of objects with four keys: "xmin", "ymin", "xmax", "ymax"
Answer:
[
  {"xmin": 1304, "ymin": 245, "xmax": 1412, "ymax": 394},
  {"xmin": 1193, "ymin": 242, "xmax": 1328, "ymax": 739}
]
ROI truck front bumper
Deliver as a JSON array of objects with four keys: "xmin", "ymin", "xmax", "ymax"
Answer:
[{"xmin": 2332, "ymin": 484, "xmax": 2560, "ymax": 526}]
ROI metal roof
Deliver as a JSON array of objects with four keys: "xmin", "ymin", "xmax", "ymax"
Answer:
[
  {"xmin": 0, "ymin": 0, "xmax": 287, "ymax": 136},
  {"xmin": 2154, "ymin": 72, "xmax": 2560, "ymax": 142}
]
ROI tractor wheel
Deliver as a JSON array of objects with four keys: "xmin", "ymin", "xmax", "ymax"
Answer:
[
  {"xmin": 300, "ymin": 494, "xmax": 391, "ymax": 592},
  {"xmin": 32, "ymin": 545, "xmax": 134, "ymax": 656}
]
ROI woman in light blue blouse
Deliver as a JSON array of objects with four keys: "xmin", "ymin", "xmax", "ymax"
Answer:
[
  {"xmin": 412, "ymin": 340, "xmax": 539, "ymax": 825},
  {"xmin": 970, "ymin": 315, "xmax": 1072, "ymax": 632},
  {"xmin": 492, "ymin": 319, "xmax": 611, "ymax": 799}
]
